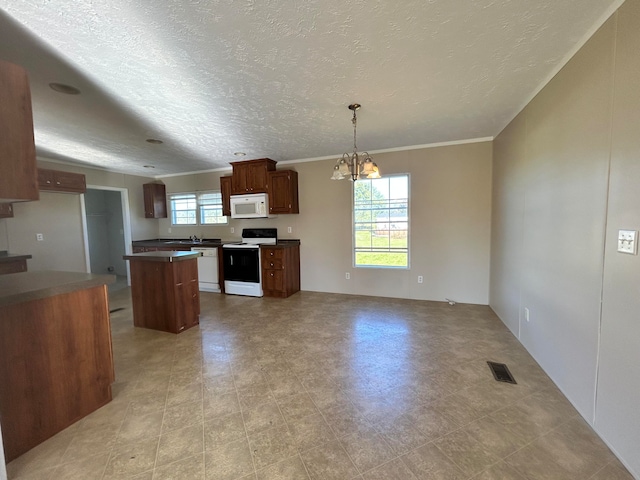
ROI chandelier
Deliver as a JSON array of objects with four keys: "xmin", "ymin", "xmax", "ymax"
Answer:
[{"xmin": 331, "ymin": 103, "xmax": 380, "ymax": 181}]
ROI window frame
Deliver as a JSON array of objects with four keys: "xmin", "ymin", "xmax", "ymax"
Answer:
[
  {"xmin": 352, "ymin": 173, "xmax": 410, "ymax": 269},
  {"xmin": 168, "ymin": 190, "xmax": 228, "ymax": 226}
]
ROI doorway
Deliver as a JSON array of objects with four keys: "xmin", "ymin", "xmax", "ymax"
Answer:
[{"xmin": 80, "ymin": 186, "xmax": 132, "ymax": 292}]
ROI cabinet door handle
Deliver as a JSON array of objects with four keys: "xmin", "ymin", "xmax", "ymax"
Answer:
[
  {"xmin": 270, "ymin": 273, "xmax": 274, "ymax": 277},
  {"xmin": 270, "ymin": 252, "xmax": 274, "ymax": 256},
  {"xmin": 270, "ymin": 262, "xmax": 274, "ymax": 267}
]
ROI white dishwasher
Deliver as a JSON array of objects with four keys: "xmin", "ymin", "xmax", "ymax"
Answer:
[{"xmin": 191, "ymin": 247, "xmax": 220, "ymax": 292}]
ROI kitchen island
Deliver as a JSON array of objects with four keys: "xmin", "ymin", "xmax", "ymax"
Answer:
[
  {"xmin": 0, "ymin": 271, "xmax": 115, "ymax": 462},
  {"xmin": 124, "ymin": 251, "xmax": 200, "ymax": 334}
]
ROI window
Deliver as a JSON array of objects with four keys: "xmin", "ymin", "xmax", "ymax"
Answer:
[
  {"xmin": 169, "ymin": 191, "xmax": 227, "ymax": 226},
  {"xmin": 198, "ymin": 192, "xmax": 226, "ymax": 225},
  {"xmin": 170, "ymin": 193, "xmax": 197, "ymax": 225},
  {"xmin": 353, "ymin": 174, "xmax": 409, "ymax": 268}
]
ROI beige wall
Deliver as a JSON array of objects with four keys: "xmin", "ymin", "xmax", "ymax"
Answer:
[
  {"xmin": 2, "ymin": 142, "xmax": 492, "ymax": 304},
  {"xmin": 3, "ymin": 142, "xmax": 492, "ymax": 301},
  {"xmin": 8, "ymin": 192, "xmax": 87, "ymax": 271},
  {"xmin": 491, "ymin": 1, "xmax": 640, "ymax": 476},
  {"xmin": 159, "ymin": 141, "xmax": 493, "ymax": 304},
  {"xmin": 0, "ymin": 158, "xmax": 157, "ymax": 273},
  {"xmin": 36, "ymin": 159, "xmax": 159, "ymax": 241},
  {"xmin": 597, "ymin": 0, "xmax": 640, "ymax": 474}
]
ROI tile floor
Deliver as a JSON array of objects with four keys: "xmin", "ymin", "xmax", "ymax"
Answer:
[{"xmin": 6, "ymin": 289, "xmax": 634, "ymax": 480}]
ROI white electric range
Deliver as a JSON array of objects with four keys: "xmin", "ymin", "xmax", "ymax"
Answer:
[{"xmin": 222, "ymin": 228, "xmax": 277, "ymax": 297}]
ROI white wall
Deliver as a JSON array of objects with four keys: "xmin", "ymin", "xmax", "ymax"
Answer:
[
  {"xmin": 159, "ymin": 141, "xmax": 493, "ymax": 304},
  {"xmin": 491, "ymin": 1, "xmax": 640, "ymax": 476}
]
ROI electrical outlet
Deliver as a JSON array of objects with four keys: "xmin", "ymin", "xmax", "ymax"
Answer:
[
  {"xmin": 36, "ymin": 233, "xmax": 44, "ymax": 241},
  {"xmin": 617, "ymin": 229, "xmax": 638, "ymax": 255},
  {"xmin": 417, "ymin": 275, "xmax": 423, "ymax": 284},
  {"xmin": 524, "ymin": 307, "xmax": 530, "ymax": 322},
  {"xmin": 287, "ymin": 226, "xmax": 292, "ymax": 234},
  {"xmin": 230, "ymin": 227, "xmax": 235, "ymax": 234},
  {"xmin": 168, "ymin": 228, "xmax": 172, "ymax": 233},
  {"xmin": 345, "ymin": 272, "xmax": 350, "ymax": 280}
]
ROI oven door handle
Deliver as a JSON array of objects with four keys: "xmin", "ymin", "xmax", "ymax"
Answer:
[{"xmin": 229, "ymin": 254, "xmax": 233, "ymax": 266}]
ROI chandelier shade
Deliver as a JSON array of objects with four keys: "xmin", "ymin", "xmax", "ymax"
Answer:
[{"xmin": 331, "ymin": 104, "xmax": 381, "ymax": 181}]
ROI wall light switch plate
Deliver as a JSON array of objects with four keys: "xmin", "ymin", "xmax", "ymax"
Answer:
[
  {"xmin": 617, "ymin": 230, "xmax": 638, "ymax": 255},
  {"xmin": 36, "ymin": 233, "xmax": 44, "ymax": 241}
]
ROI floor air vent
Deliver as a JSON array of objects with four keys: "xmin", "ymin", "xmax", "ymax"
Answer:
[
  {"xmin": 109, "ymin": 307, "xmax": 125, "ymax": 314},
  {"xmin": 487, "ymin": 361, "xmax": 517, "ymax": 384}
]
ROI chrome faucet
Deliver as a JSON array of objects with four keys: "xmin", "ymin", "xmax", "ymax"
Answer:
[{"xmin": 190, "ymin": 235, "xmax": 201, "ymax": 243}]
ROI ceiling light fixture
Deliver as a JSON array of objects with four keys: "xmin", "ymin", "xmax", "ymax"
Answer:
[
  {"xmin": 234, "ymin": 152, "xmax": 246, "ymax": 156},
  {"xmin": 49, "ymin": 83, "xmax": 81, "ymax": 95},
  {"xmin": 331, "ymin": 103, "xmax": 380, "ymax": 181},
  {"xmin": 143, "ymin": 165, "xmax": 155, "ymax": 169},
  {"xmin": 146, "ymin": 139, "xmax": 163, "ymax": 144}
]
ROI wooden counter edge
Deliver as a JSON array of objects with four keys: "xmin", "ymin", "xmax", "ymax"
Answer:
[{"xmin": 0, "ymin": 271, "xmax": 114, "ymax": 308}]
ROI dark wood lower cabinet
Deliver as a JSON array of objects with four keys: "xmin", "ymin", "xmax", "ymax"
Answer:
[
  {"xmin": 0, "ymin": 258, "xmax": 27, "ymax": 275},
  {"xmin": 0, "ymin": 203, "xmax": 13, "ymax": 218},
  {"xmin": 126, "ymin": 253, "xmax": 200, "ymax": 334},
  {"xmin": 261, "ymin": 245, "xmax": 300, "ymax": 298},
  {"xmin": 0, "ymin": 284, "xmax": 114, "ymax": 462}
]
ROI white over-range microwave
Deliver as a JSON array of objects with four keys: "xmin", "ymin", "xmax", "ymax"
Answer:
[{"xmin": 230, "ymin": 193, "xmax": 270, "ymax": 219}]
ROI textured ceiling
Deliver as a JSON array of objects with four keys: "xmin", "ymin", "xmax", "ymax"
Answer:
[{"xmin": 0, "ymin": 0, "xmax": 623, "ymax": 177}]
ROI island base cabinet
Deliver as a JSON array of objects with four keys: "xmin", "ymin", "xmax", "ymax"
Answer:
[
  {"xmin": 129, "ymin": 258, "xmax": 199, "ymax": 334},
  {"xmin": 0, "ymin": 285, "xmax": 114, "ymax": 462}
]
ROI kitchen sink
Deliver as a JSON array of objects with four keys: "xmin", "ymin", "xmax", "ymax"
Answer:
[{"xmin": 164, "ymin": 239, "xmax": 221, "ymax": 245}]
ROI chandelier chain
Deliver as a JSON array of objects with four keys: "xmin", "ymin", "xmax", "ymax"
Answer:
[
  {"xmin": 330, "ymin": 103, "xmax": 380, "ymax": 181},
  {"xmin": 352, "ymin": 109, "xmax": 358, "ymax": 154}
]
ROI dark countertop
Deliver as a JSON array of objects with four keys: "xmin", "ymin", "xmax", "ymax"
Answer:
[
  {"xmin": 272, "ymin": 240, "xmax": 301, "ymax": 247},
  {"xmin": 124, "ymin": 251, "xmax": 201, "ymax": 262},
  {"xmin": 0, "ymin": 251, "xmax": 33, "ymax": 263},
  {"xmin": 132, "ymin": 239, "xmax": 301, "ymax": 248},
  {"xmin": 0, "ymin": 271, "xmax": 115, "ymax": 307},
  {"xmin": 132, "ymin": 238, "xmax": 223, "ymax": 248}
]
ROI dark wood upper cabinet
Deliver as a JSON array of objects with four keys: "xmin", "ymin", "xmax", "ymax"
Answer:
[
  {"xmin": 223, "ymin": 160, "xmax": 299, "ymax": 215},
  {"xmin": 230, "ymin": 158, "xmax": 276, "ymax": 194},
  {"xmin": 143, "ymin": 183, "xmax": 167, "ymax": 218},
  {"xmin": 268, "ymin": 170, "xmax": 299, "ymax": 214},
  {"xmin": 220, "ymin": 176, "xmax": 232, "ymax": 217},
  {"xmin": 38, "ymin": 168, "xmax": 86, "ymax": 193},
  {"xmin": 0, "ymin": 60, "xmax": 38, "ymax": 203}
]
